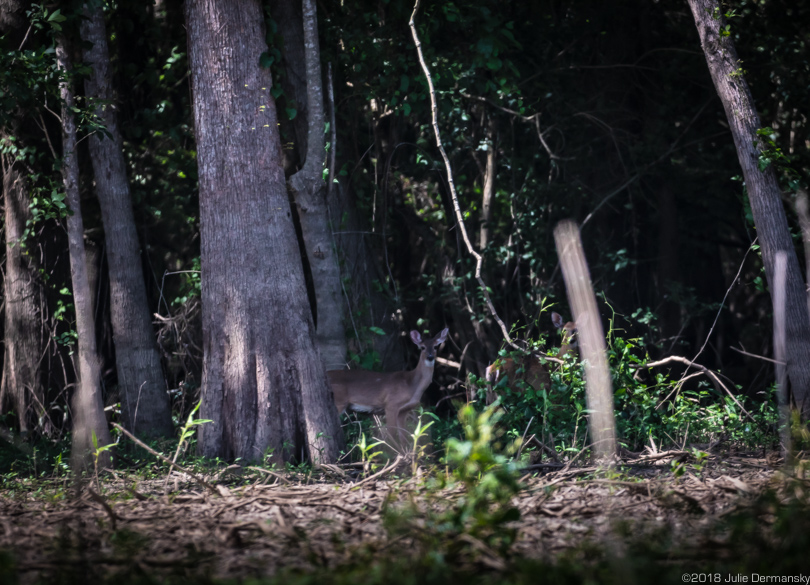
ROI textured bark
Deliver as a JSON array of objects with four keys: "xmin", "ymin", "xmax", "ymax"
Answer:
[
  {"xmin": 1, "ymin": 158, "xmax": 46, "ymax": 434},
  {"xmin": 0, "ymin": 0, "xmax": 31, "ymax": 40},
  {"xmin": 688, "ymin": 0, "xmax": 810, "ymax": 419},
  {"xmin": 0, "ymin": 0, "xmax": 46, "ymax": 435},
  {"xmin": 185, "ymin": 0, "xmax": 343, "ymax": 463},
  {"xmin": 80, "ymin": 3, "xmax": 172, "ymax": 439},
  {"xmin": 56, "ymin": 39, "xmax": 113, "ymax": 471},
  {"xmin": 286, "ymin": 0, "xmax": 348, "ymax": 371}
]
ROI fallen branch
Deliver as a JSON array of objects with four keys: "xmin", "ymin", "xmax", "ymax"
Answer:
[{"xmin": 112, "ymin": 423, "xmax": 218, "ymax": 495}]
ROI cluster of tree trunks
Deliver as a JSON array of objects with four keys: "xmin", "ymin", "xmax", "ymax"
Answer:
[{"xmin": 2, "ymin": 0, "xmax": 808, "ymax": 471}]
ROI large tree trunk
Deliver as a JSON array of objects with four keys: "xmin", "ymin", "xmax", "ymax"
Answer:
[
  {"xmin": 285, "ymin": 0, "xmax": 348, "ymax": 371},
  {"xmin": 80, "ymin": 3, "xmax": 173, "ymax": 439},
  {"xmin": 56, "ymin": 39, "xmax": 113, "ymax": 472},
  {"xmin": 687, "ymin": 0, "xmax": 810, "ymax": 419},
  {"xmin": 0, "ymin": 0, "xmax": 46, "ymax": 436},
  {"xmin": 1, "ymin": 156, "xmax": 46, "ymax": 435},
  {"xmin": 185, "ymin": 0, "xmax": 343, "ymax": 464}
]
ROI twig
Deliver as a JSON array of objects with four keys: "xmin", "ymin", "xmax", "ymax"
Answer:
[
  {"xmin": 111, "ymin": 423, "xmax": 218, "ymax": 494},
  {"xmin": 686, "ymin": 238, "xmax": 757, "ymax": 376},
  {"xmin": 634, "ymin": 356, "xmax": 756, "ymax": 423},
  {"xmin": 351, "ymin": 455, "xmax": 402, "ymax": 489},
  {"xmin": 730, "ymin": 345, "xmax": 785, "ymax": 365},
  {"xmin": 516, "ymin": 416, "xmax": 535, "ymax": 459},
  {"xmin": 87, "ymin": 488, "xmax": 124, "ymax": 529},
  {"xmin": 247, "ymin": 466, "xmax": 291, "ymax": 485},
  {"xmin": 434, "ymin": 356, "xmax": 461, "ymax": 369},
  {"xmin": 408, "ymin": 0, "xmax": 518, "ymax": 351},
  {"xmin": 17, "ymin": 22, "xmax": 34, "ymax": 51}
]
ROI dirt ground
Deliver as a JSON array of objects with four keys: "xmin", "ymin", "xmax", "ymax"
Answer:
[{"xmin": 0, "ymin": 452, "xmax": 780, "ymax": 582}]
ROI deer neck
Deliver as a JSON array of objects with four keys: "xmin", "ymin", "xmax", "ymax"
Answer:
[
  {"xmin": 557, "ymin": 340, "xmax": 578, "ymax": 359},
  {"xmin": 407, "ymin": 350, "xmax": 435, "ymax": 395}
]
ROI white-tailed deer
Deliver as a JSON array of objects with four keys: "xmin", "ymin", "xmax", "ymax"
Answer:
[
  {"xmin": 483, "ymin": 312, "xmax": 577, "ymax": 404},
  {"xmin": 328, "ymin": 328, "xmax": 449, "ymax": 445}
]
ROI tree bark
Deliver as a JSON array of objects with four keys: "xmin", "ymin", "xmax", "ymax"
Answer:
[
  {"xmin": 286, "ymin": 0, "xmax": 348, "ymax": 371},
  {"xmin": 0, "ymin": 156, "xmax": 46, "ymax": 435},
  {"xmin": 185, "ymin": 0, "xmax": 343, "ymax": 463},
  {"xmin": 687, "ymin": 0, "xmax": 810, "ymax": 419},
  {"xmin": 56, "ymin": 38, "xmax": 113, "ymax": 471},
  {"xmin": 0, "ymin": 0, "xmax": 46, "ymax": 436},
  {"xmin": 80, "ymin": 2, "xmax": 173, "ymax": 439}
]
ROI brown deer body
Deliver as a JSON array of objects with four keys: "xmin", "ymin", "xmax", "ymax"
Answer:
[
  {"xmin": 484, "ymin": 312, "xmax": 577, "ymax": 404},
  {"xmin": 328, "ymin": 328, "xmax": 449, "ymax": 445}
]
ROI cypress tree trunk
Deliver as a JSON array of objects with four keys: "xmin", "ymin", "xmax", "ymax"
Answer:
[
  {"xmin": 185, "ymin": 0, "xmax": 343, "ymax": 463},
  {"xmin": 0, "ymin": 0, "xmax": 46, "ymax": 437},
  {"xmin": 1, "ymin": 158, "xmax": 46, "ymax": 435}
]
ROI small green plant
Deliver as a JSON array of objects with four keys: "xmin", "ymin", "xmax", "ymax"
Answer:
[
  {"xmin": 169, "ymin": 401, "xmax": 211, "ymax": 469},
  {"xmin": 384, "ymin": 404, "xmax": 522, "ymax": 563},
  {"xmin": 91, "ymin": 431, "xmax": 116, "ymax": 491},
  {"xmin": 409, "ymin": 413, "xmax": 435, "ymax": 475},
  {"xmin": 691, "ymin": 448, "xmax": 709, "ymax": 474},
  {"xmin": 441, "ymin": 405, "xmax": 522, "ymax": 551},
  {"xmin": 356, "ymin": 432, "xmax": 385, "ymax": 474}
]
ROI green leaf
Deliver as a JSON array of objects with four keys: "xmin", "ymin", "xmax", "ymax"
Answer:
[
  {"xmin": 259, "ymin": 52, "xmax": 274, "ymax": 68},
  {"xmin": 476, "ymin": 37, "xmax": 494, "ymax": 58},
  {"xmin": 48, "ymin": 9, "xmax": 66, "ymax": 23},
  {"xmin": 400, "ymin": 74, "xmax": 409, "ymax": 92},
  {"xmin": 368, "ymin": 326, "xmax": 386, "ymax": 336}
]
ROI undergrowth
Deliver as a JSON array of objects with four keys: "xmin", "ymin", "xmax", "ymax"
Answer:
[
  {"xmin": 0, "ymin": 406, "xmax": 807, "ymax": 584},
  {"xmin": 462, "ymin": 330, "xmax": 779, "ymax": 462}
]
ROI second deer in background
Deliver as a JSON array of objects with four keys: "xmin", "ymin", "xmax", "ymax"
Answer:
[
  {"xmin": 483, "ymin": 312, "xmax": 578, "ymax": 404},
  {"xmin": 328, "ymin": 328, "xmax": 449, "ymax": 446}
]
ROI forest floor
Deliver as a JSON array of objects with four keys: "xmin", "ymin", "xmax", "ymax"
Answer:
[{"xmin": 0, "ymin": 450, "xmax": 805, "ymax": 585}]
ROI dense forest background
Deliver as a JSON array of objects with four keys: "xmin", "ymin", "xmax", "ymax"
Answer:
[{"xmin": 1, "ymin": 0, "xmax": 808, "ymax": 453}]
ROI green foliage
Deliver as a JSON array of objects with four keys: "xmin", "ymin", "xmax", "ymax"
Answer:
[
  {"xmin": 469, "ymin": 329, "xmax": 778, "ymax": 462},
  {"xmin": 755, "ymin": 126, "xmax": 802, "ymax": 191},
  {"xmin": 171, "ymin": 257, "xmax": 201, "ymax": 306},
  {"xmin": 384, "ymin": 405, "xmax": 521, "ymax": 560}
]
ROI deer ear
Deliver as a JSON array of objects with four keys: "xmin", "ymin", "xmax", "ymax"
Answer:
[
  {"xmin": 410, "ymin": 330, "xmax": 422, "ymax": 346},
  {"xmin": 551, "ymin": 312, "xmax": 564, "ymax": 330},
  {"xmin": 436, "ymin": 328, "xmax": 449, "ymax": 345}
]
